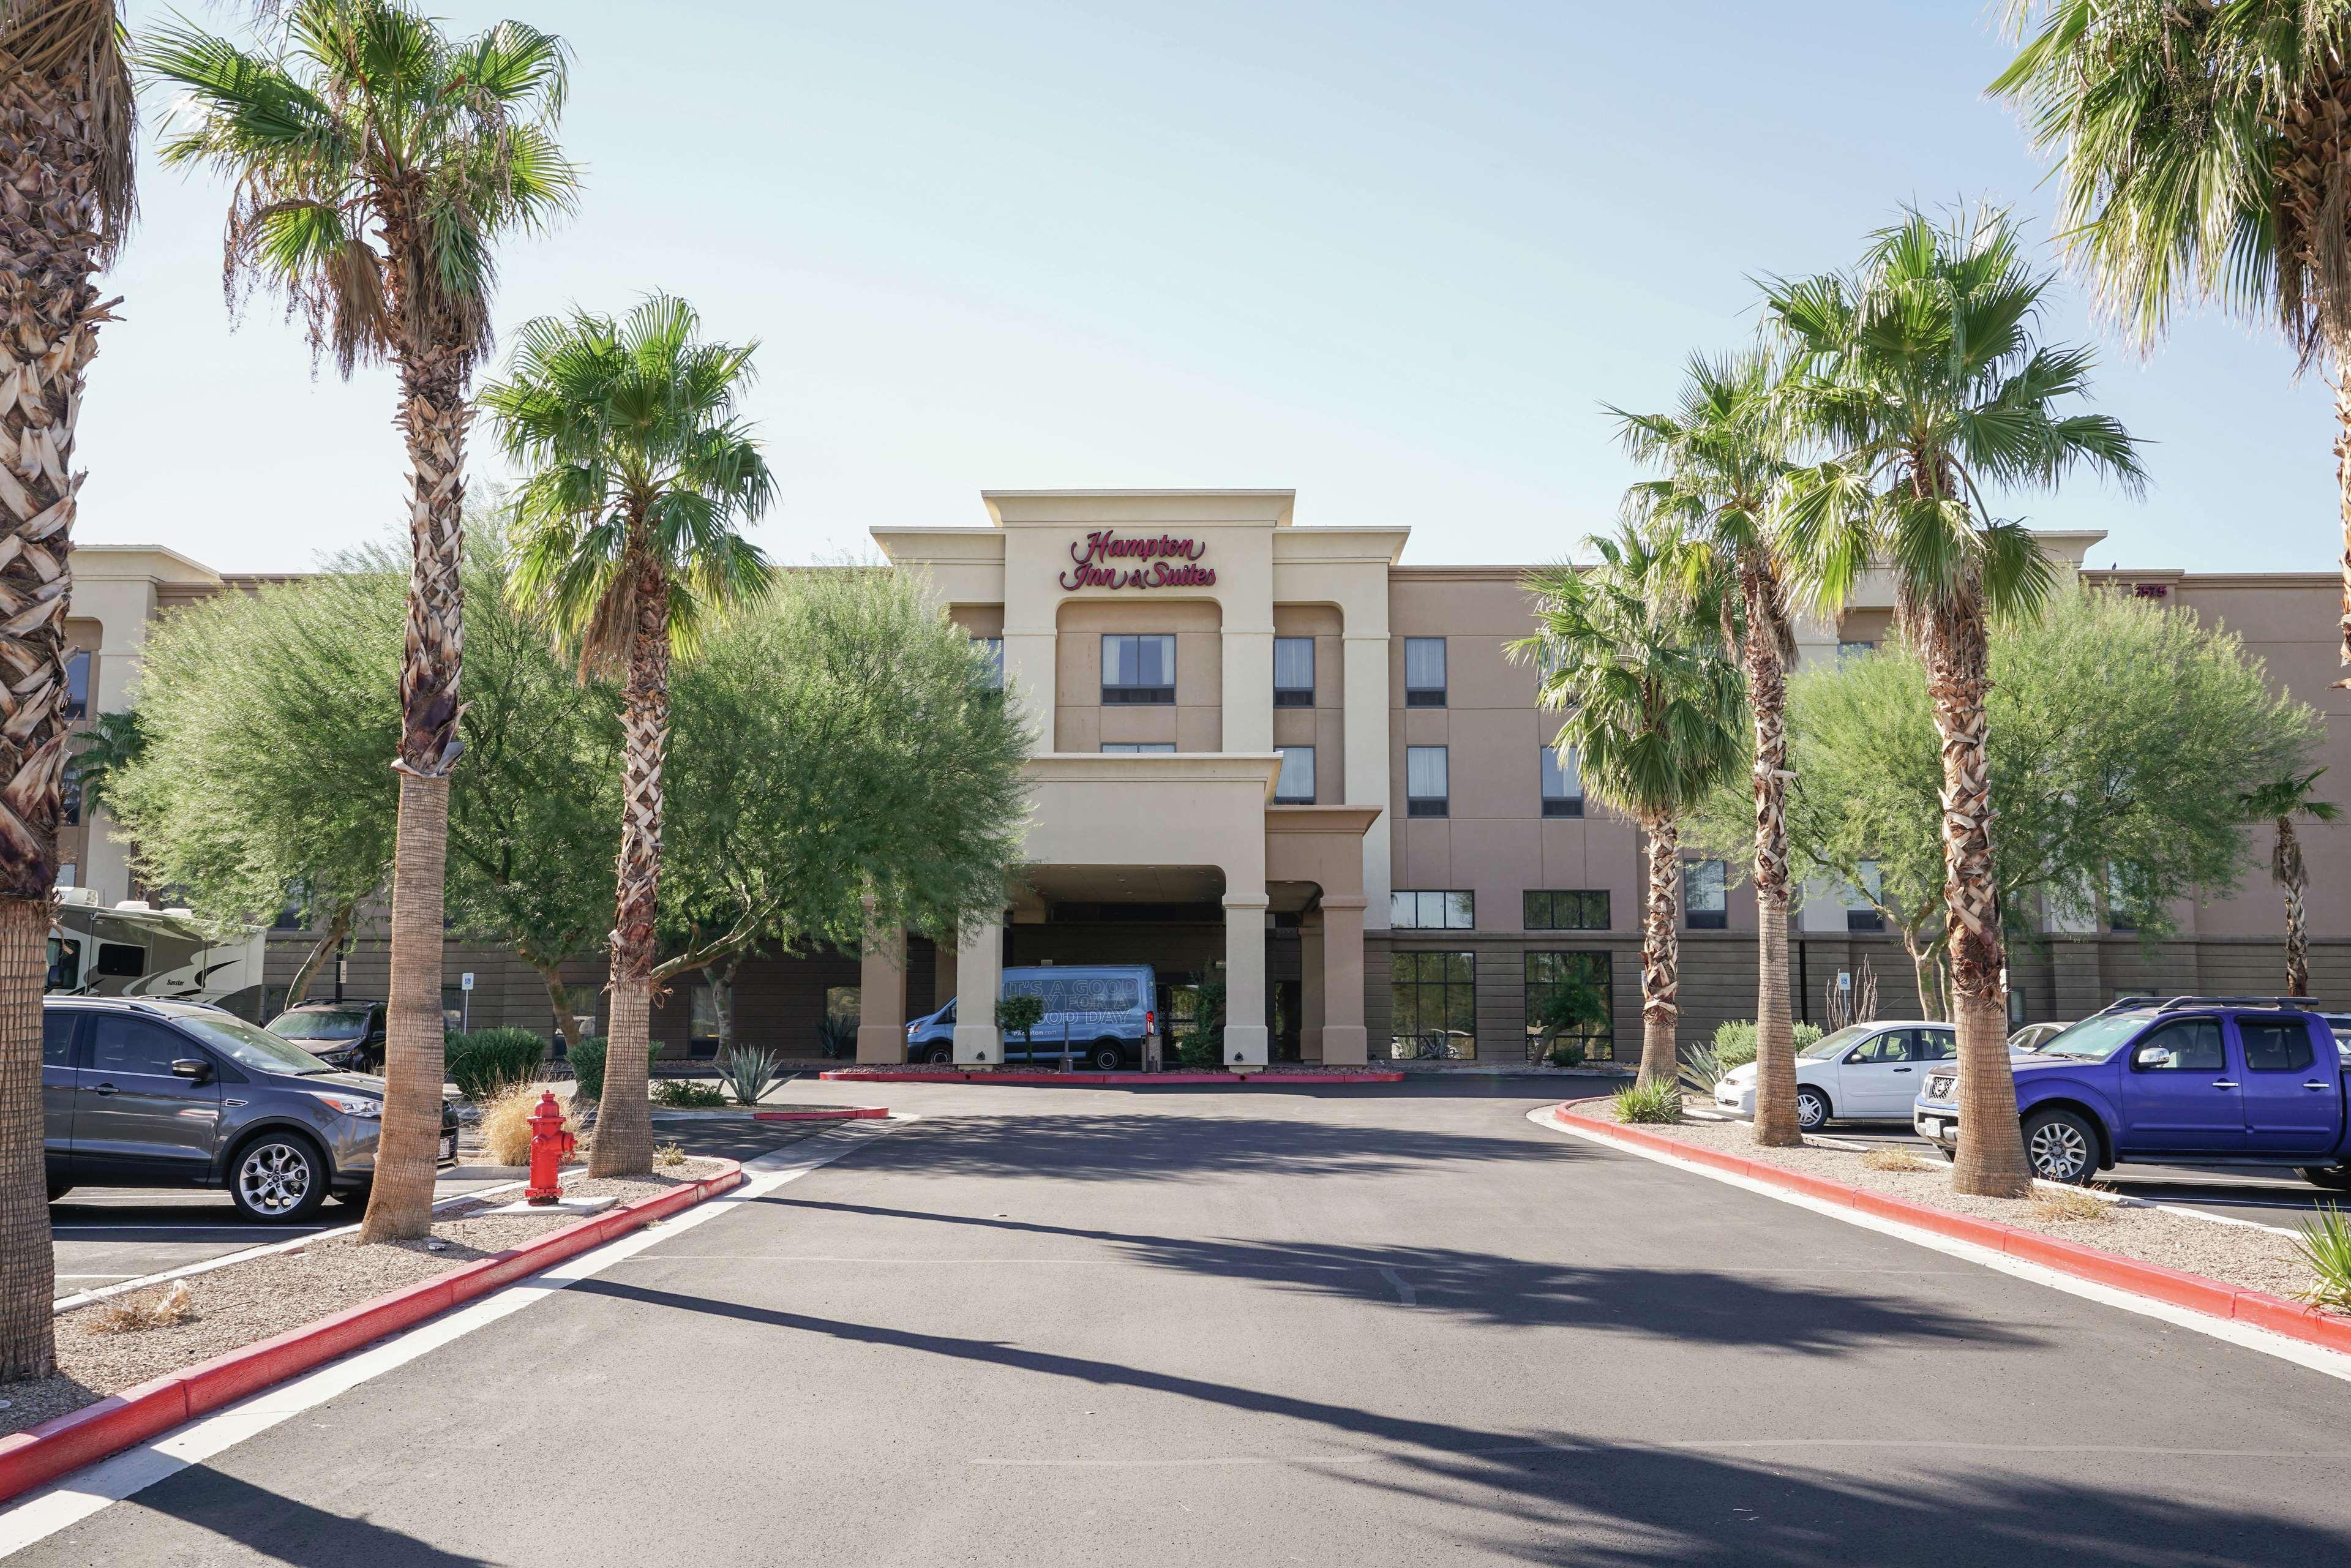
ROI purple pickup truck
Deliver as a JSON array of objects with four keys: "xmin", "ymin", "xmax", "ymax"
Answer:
[{"xmin": 1911, "ymin": 995, "xmax": 2351, "ymax": 1189}]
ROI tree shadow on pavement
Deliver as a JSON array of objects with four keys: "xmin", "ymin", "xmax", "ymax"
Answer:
[
  {"xmin": 842, "ymin": 1111, "xmax": 1575, "ymax": 1182},
  {"xmin": 105, "ymin": 1467, "xmax": 499, "ymax": 1567},
  {"xmin": 759, "ymin": 1197, "xmax": 2026, "ymax": 1350},
  {"xmin": 562, "ymin": 1278, "xmax": 2347, "ymax": 1568}
]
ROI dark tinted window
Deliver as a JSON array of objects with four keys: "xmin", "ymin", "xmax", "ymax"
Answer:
[
  {"xmin": 1911, "ymin": 1030, "xmax": 1958, "ymax": 1062},
  {"xmin": 2241, "ymin": 1018, "xmax": 2316, "ymax": 1074},
  {"xmin": 2134, "ymin": 1018, "xmax": 2225, "ymax": 1073},
  {"xmin": 92, "ymin": 942, "xmax": 144, "ymax": 978},
  {"xmin": 42, "ymin": 1011, "xmax": 75, "ymax": 1067},
  {"xmin": 88, "ymin": 1016, "xmax": 193, "ymax": 1078}
]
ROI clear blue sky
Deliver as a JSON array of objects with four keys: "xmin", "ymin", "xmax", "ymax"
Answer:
[{"xmin": 92, "ymin": 0, "xmax": 2328, "ymax": 573}]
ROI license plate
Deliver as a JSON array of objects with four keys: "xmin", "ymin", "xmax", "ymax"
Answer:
[{"xmin": 1916, "ymin": 1117, "xmax": 1941, "ymax": 1139}]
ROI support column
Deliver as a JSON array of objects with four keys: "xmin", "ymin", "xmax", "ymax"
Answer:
[
  {"xmin": 1319, "ymin": 895, "xmax": 1368, "ymax": 1065},
  {"xmin": 1299, "ymin": 912, "xmax": 1325, "ymax": 1062},
  {"xmin": 1223, "ymin": 891, "xmax": 1270, "ymax": 1067},
  {"xmin": 953, "ymin": 915, "xmax": 1004, "ymax": 1065},
  {"xmin": 1341, "ymin": 634, "xmax": 1392, "ymax": 932},
  {"xmin": 1222, "ymin": 626, "xmax": 1275, "ymax": 755},
  {"xmin": 856, "ymin": 923, "xmax": 909, "ymax": 1063}
]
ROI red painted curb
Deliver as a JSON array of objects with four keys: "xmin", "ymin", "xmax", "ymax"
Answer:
[
  {"xmin": 752, "ymin": 1107, "xmax": 888, "ymax": 1121},
  {"xmin": 1548, "ymin": 1101, "xmax": 2351, "ymax": 1358},
  {"xmin": 0, "ymin": 1159, "xmax": 746, "ymax": 1506},
  {"xmin": 816, "ymin": 1068, "xmax": 1405, "ymax": 1085}
]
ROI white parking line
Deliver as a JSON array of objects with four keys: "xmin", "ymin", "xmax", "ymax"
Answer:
[{"xmin": 0, "ymin": 1118, "xmax": 911, "ymax": 1557}]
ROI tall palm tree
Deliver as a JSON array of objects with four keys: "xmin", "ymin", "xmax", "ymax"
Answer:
[
  {"xmin": 1766, "ymin": 208, "xmax": 2145, "ymax": 1197},
  {"xmin": 483, "ymin": 294, "xmax": 774, "ymax": 1176},
  {"xmin": 144, "ymin": 0, "xmax": 575, "ymax": 1240},
  {"xmin": 1610, "ymin": 350, "xmax": 1807, "ymax": 1146},
  {"xmin": 2240, "ymin": 768, "xmax": 2341, "ymax": 997},
  {"xmin": 1515, "ymin": 525, "xmax": 1745, "ymax": 1090},
  {"xmin": 0, "ymin": 0, "xmax": 136, "ymax": 1379},
  {"xmin": 1992, "ymin": 4, "xmax": 2351, "ymax": 682}
]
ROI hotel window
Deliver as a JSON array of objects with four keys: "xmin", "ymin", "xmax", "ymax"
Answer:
[
  {"xmin": 61, "ymin": 650, "xmax": 88, "ymax": 721},
  {"xmin": 1101, "ymin": 634, "xmax": 1176, "ymax": 704},
  {"xmin": 1404, "ymin": 638, "xmax": 1447, "ymax": 706},
  {"xmin": 1539, "ymin": 743, "xmax": 1582, "ymax": 817},
  {"xmin": 1406, "ymin": 746, "xmax": 1449, "ymax": 817},
  {"xmin": 1524, "ymin": 890, "xmax": 1609, "ymax": 931},
  {"xmin": 1390, "ymin": 890, "xmax": 1473, "ymax": 930},
  {"xmin": 1274, "ymin": 745, "xmax": 1315, "ymax": 804},
  {"xmin": 1102, "ymin": 743, "xmax": 1176, "ymax": 753},
  {"xmin": 59, "ymin": 759, "xmax": 79, "ymax": 827},
  {"xmin": 1390, "ymin": 951, "xmax": 1475, "ymax": 1060},
  {"xmin": 1685, "ymin": 859, "xmax": 1728, "ymax": 930},
  {"xmin": 1526, "ymin": 951, "xmax": 1614, "ymax": 1062},
  {"xmin": 973, "ymin": 636, "xmax": 1003, "ymax": 689},
  {"xmin": 1273, "ymin": 637, "xmax": 1314, "ymax": 707},
  {"xmin": 1845, "ymin": 860, "xmax": 1885, "ymax": 933}
]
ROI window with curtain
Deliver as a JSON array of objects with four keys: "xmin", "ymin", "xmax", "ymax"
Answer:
[
  {"xmin": 973, "ymin": 636, "xmax": 1003, "ymax": 689},
  {"xmin": 1275, "ymin": 745, "xmax": 1315, "ymax": 803},
  {"xmin": 1101, "ymin": 634, "xmax": 1176, "ymax": 703},
  {"xmin": 1406, "ymin": 746, "xmax": 1448, "ymax": 817},
  {"xmin": 1273, "ymin": 637, "xmax": 1314, "ymax": 706},
  {"xmin": 1403, "ymin": 638, "xmax": 1447, "ymax": 705},
  {"xmin": 1539, "ymin": 744, "xmax": 1581, "ymax": 817},
  {"xmin": 1685, "ymin": 860, "xmax": 1728, "ymax": 929}
]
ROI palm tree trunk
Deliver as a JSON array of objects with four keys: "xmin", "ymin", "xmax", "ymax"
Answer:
[
  {"xmin": 2281, "ymin": 817, "xmax": 2309, "ymax": 997},
  {"xmin": 2335, "ymin": 375, "xmax": 2351, "ymax": 685},
  {"xmin": 282, "ymin": 901, "xmax": 354, "ymax": 1011},
  {"xmin": 361, "ymin": 349, "xmax": 471, "ymax": 1244},
  {"xmin": 593, "ymin": 550, "xmax": 670, "ymax": 1178},
  {"xmin": 0, "ymin": 43, "xmax": 119, "ymax": 1372},
  {"xmin": 1924, "ymin": 601, "xmax": 2031, "ymax": 1198},
  {"xmin": 1638, "ymin": 818, "xmax": 1682, "ymax": 1090},
  {"xmin": 1742, "ymin": 561, "xmax": 1800, "ymax": 1146}
]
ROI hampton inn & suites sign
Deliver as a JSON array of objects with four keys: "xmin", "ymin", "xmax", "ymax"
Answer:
[{"xmin": 1058, "ymin": 531, "xmax": 1217, "ymax": 591}]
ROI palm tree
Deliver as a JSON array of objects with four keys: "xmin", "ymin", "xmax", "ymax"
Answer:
[
  {"xmin": 482, "ymin": 294, "xmax": 774, "ymax": 1176},
  {"xmin": 0, "ymin": 0, "xmax": 137, "ymax": 1379},
  {"xmin": 144, "ymin": 1, "xmax": 576, "ymax": 1240},
  {"xmin": 1765, "ymin": 207, "xmax": 2145, "ymax": 1197},
  {"xmin": 1992, "ymin": 4, "xmax": 2351, "ymax": 682},
  {"xmin": 2240, "ymin": 768, "xmax": 2341, "ymax": 997},
  {"xmin": 1610, "ymin": 350, "xmax": 1807, "ymax": 1146},
  {"xmin": 1515, "ymin": 525, "xmax": 1745, "ymax": 1090}
]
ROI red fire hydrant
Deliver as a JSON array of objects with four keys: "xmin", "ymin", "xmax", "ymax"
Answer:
[{"xmin": 524, "ymin": 1090, "xmax": 574, "ymax": 1206}]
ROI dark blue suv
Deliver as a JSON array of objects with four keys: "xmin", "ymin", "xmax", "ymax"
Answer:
[{"xmin": 1913, "ymin": 995, "xmax": 2351, "ymax": 1188}]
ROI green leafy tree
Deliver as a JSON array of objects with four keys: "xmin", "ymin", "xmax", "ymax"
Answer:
[
  {"xmin": 1690, "ymin": 590, "xmax": 2317, "ymax": 1024},
  {"xmin": 70, "ymin": 710, "xmax": 148, "ymax": 824},
  {"xmin": 1610, "ymin": 349, "xmax": 1807, "ymax": 1144},
  {"xmin": 2239, "ymin": 769, "xmax": 2342, "ymax": 997},
  {"xmin": 144, "ymin": 0, "xmax": 579, "ymax": 1242},
  {"xmin": 995, "ymin": 994, "xmax": 1044, "ymax": 1059},
  {"xmin": 1515, "ymin": 524, "xmax": 1746, "ymax": 1090},
  {"xmin": 1765, "ymin": 206, "xmax": 2145, "ymax": 1196},
  {"xmin": 485, "ymin": 293, "xmax": 776, "ymax": 1177},
  {"xmin": 1992, "ymin": 3, "xmax": 2351, "ymax": 681}
]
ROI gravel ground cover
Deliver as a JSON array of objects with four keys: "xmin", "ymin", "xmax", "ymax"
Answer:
[
  {"xmin": 0, "ymin": 1158, "xmax": 729, "ymax": 1438},
  {"xmin": 1575, "ymin": 1102, "xmax": 2328, "ymax": 1309}
]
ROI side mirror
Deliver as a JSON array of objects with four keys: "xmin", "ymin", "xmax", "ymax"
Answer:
[
  {"xmin": 170, "ymin": 1057, "xmax": 213, "ymax": 1084},
  {"xmin": 2132, "ymin": 1045, "xmax": 2169, "ymax": 1070}
]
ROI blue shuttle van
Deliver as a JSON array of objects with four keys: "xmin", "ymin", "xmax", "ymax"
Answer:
[{"xmin": 906, "ymin": 964, "xmax": 1157, "ymax": 1070}]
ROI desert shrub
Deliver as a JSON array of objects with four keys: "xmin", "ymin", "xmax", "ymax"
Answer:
[
  {"xmin": 446, "ymin": 1028, "xmax": 548, "ymax": 1101},
  {"xmin": 1546, "ymin": 1039, "xmax": 1586, "ymax": 1068},
  {"xmin": 718, "ymin": 1046, "xmax": 784, "ymax": 1106},
  {"xmin": 94, "ymin": 1279, "xmax": 196, "ymax": 1335},
  {"xmin": 1612, "ymin": 1080, "xmax": 1682, "ymax": 1123},
  {"xmin": 652, "ymin": 1078, "xmax": 727, "ymax": 1108},
  {"xmin": 653, "ymin": 1142, "xmax": 687, "ymax": 1168},
  {"xmin": 2297, "ymin": 1206, "xmax": 2351, "ymax": 1311},
  {"xmin": 815, "ymin": 1014, "xmax": 857, "ymax": 1059},
  {"xmin": 1793, "ymin": 1022, "xmax": 1823, "ymax": 1049},
  {"xmin": 566, "ymin": 1036, "xmax": 607, "ymax": 1103},
  {"xmin": 1711, "ymin": 1019, "xmax": 1759, "ymax": 1069},
  {"xmin": 480, "ymin": 1086, "xmax": 581, "ymax": 1165},
  {"xmin": 1861, "ymin": 1146, "xmax": 1932, "ymax": 1173},
  {"xmin": 2029, "ymin": 1188, "xmax": 2113, "ymax": 1225}
]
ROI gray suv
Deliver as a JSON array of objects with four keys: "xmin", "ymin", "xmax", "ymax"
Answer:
[{"xmin": 43, "ymin": 997, "xmax": 458, "ymax": 1224}]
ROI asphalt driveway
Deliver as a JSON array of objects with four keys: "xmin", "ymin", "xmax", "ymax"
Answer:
[{"xmin": 9, "ymin": 1082, "xmax": 2347, "ymax": 1566}]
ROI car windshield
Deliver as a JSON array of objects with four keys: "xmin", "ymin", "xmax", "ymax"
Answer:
[
  {"xmin": 2031, "ymin": 1014, "xmax": 2148, "ymax": 1061},
  {"xmin": 176, "ymin": 1013, "xmax": 337, "ymax": 1076},
  {"xmin": 267, "ymin": 1008, "xmax": 369, "ymax": 1042},
  {"xmin": 1798, "ymin": 1025, "xmax": 1872, "ymax": 1060}
]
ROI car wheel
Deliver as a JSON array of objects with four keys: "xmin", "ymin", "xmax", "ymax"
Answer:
[
  {"xmin": 2022, "ymin": 1108, "xmax": 2098, "ymax": 1185},
  {"xmin": 45, "ymin": 1180, "xmax": 70, "ymax": 1202},
  {"xmin": 1091, "ymin": 1041, "xmax": 1123, "ymax": 1071},
  {"xmin": 1795, "ymin": 1087, "xmax": 1831, "ymax": 1131},
  {"xmin": 2299, "ymin": 1163, "xmax": 2351, "ymax": 1191},
  {"xmin": 923, "ymin": 1045, "xmax": 954, "ymax": 1065},
  {"xmin": 228, "ymin": 1131, "xmax": 330, "ymax": 1224}
]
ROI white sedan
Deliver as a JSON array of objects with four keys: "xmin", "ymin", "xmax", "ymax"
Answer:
[{"xmin": 1712, "ymin": 1021, "xmax": 1959, "ymax": 1130}]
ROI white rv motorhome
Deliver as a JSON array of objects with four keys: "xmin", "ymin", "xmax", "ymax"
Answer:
[{"xmin": 47, "ymin": 888, "xmax": 271, "ymax": 1019}]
